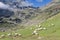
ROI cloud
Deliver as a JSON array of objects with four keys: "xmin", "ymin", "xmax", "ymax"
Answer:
[
  {"xmin": 20, "ymin": 1, "xmax": 33, "ymax": 6},
  {"xmin": 0, "ymin": 2, "xmax": 10, "ymax": 9},
  {"xmin": 36, "ymin": 0, "xmax": 43, "ymax": 2},
  {"xmin": 0, "ymin": 0, "xmax": 34, "ymax": 9}
]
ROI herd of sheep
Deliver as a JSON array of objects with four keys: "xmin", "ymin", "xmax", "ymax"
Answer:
[{"xmin": 0, "ymin": 23, "xmax": 55, "ymax": 40}]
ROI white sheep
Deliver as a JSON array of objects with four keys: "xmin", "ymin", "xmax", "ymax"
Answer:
[
  {"xmin": 18, "ymin": 34, "xmax": 22, "ymax": 37},
  {"xmin": 14, "ymin": 33, "xmax": 18, "ymax": 37},
  {"xmin": 32, "ymin": 30, "xmax": 38, "ymax": 35},
  {"xmin": 43, "ymin": 28, "xmax": 46, "ymax": 30},
  {"xmin": 14, "ymin": 33, "xmax": 22, "ymax": 37},
  {"xmin": 32, "ymin": 32, "xmax": 38, "ymax": 35},
  {"xmin": 38, "ymin": 25, "xmax": 42, "ymax": 28},
  {"xmin": 7, "ymin": 33, "xmax": 12, "ymax": 36},
  {"xmin": 32, "ymin": 30, "xmax": 37, "ymax": 35},
  {"xmin": 51, "ymin": 24, "xmax": 54, "ymax": 26},
  {"xmin": 33, "ymin": 30, "xmax": 37, "ymax": 33},
  {"xmin": 0, "ymin": 34, "xmax": 5, "ymax": 38},
  {"xmin": 36, "ymin": 28, "xmax": 43, "ymax": 31}
]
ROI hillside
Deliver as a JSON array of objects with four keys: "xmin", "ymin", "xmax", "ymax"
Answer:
[
  {"xmin": 0, "ymin": 0, "xmax": 60, "ymax": 40},
  {"xmin": 0, "ymin": 0, "xmax": 60, "ymax": 30},
  {"xmin": 0, "ymin": 10, "xmax": 60, "ymax": 40}
]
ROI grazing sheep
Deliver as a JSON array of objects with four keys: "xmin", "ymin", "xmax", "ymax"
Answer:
[
  {"xmin": 7, "ymin": 33, "xmax": 12, "ymax": 36},
  {"xmin": 32, "ymin": 30, "xmax": 37, "ymax": 35},
  {"xmin": 32, "ymin": 30, "xmax": 38, "ymax": 35},
  {"xmin": 35, "ymin": 27, "xmax": 43, "ymax": 31},
  {"xmin": 14, "ymin": 33, "xmax": 22, "ymax": 37},
  {"xmin": 33, "ymin": 30, "xmax": 37, "ymax": 33},
  {"xmin": 0, "ymin": 34, "xmax": 5, "ymax": 38},
  {"xmin": 18, "ymin": 34, "xmax": 22, "ymax": 37},
  {"xmin": 32, "ymin": 32, "xmax": 38, "ymax": 35},
  {"xmin": 43, "ymin": 28, "xmax": 46, "ymax": 30},
  {"xmin": 14, "ymin": 33, "xmax": 18, "ymax": 37},
  {"xmin": 51, "ymin": 24, "xmax": 54, "ymax": 26},
  {"xmin": 38, "ymin": 25, "xmax": 42, "ymax": 28}
]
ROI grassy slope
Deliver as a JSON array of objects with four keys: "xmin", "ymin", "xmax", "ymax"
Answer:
[
  {"xmin": 0, "ymin": 13, "xmax": 60, "ymax": 40},
  {"xmin": 39, "ymin": 13, "xmax": 60, "ymax": 40}
]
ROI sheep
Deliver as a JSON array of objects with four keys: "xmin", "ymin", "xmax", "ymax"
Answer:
[
  {"xmin": 32, "ymin": 30, "xmax": 37, "ymax": 35},
  {"xmin": 35, "ymin": 28, "xmax": 43, "ymax": 31},
  {"xmin": 32, "ymin": 30, "xmax": 38, "ymax": 35},
  {"xmin": 7, "ymin": 33, "xmax": 12, "ymax": 36},
  {"xmin": 32, "ymin": 32, "xmax": 38, "ymax": 35},
  {"xmin": 38, "ymin": 25, "xmax": 42, "ymax": 28},
  {"xmin": 51, "ymin": 24, "xmax": 55, "ymax": 26},
  {"xmin": 0, "ymin": 34, "xmax": 5, "ymax": 38},
  {"xmin": 14, "ymin": 33, "xmax": 22, "ymax": 37},
  {"xmin": 43, "ymin": 28, "xmax": 46, "ymax": 30},
  {"xmin": 18, "ymin": 34, "xmax": 22, "ymax": 37},
  {"xmin": 33, "ymin": 30, "xmax": 37, "ymax": 33},
  {"xmin": 14, "ymin": 33, "xmax": 18, "ymax": 37}
]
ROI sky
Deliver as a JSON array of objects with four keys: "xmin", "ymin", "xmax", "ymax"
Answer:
[
  {"xmin": 0, "ymin": 2, "xmax": 10, "ymax": 9},
  {"xmin": 26, "ymin": 0, "xmax": 52, "ymax": 7},
  {"xmin": 0, "ymin": 0, "xmax": 52, "ymax": 9}
]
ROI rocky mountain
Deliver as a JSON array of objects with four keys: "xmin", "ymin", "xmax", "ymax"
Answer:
[
  {"xmin": 0, "ymin": 0, "xmax": 60, "ymax": 27},
  {"xmin": 0, "ymin": 8, "xmax": 14, "ymax": 17}
]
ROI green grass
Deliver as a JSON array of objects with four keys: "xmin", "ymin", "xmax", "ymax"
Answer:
[
  {"xmin": 0, "ymin": 13, "xmax": 60, "ymax": 40},
  {"xmin": 40, "ymin": 13, "xmax": 60, "ymax": 35}
]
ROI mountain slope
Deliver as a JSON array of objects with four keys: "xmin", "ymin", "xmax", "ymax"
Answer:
[
  {"xmin": 0, "ymin": 0, "xmax": 60, "ymax": 29},
  {"xmin": 0, "ymin": 0, "xmax": 60, "ymax": 40},
  {"xmin": 16, "ymin": 12, "xmax": 60, "ymax": 40},
  {"xmin": 0, "ymin": 11, "xmax": 60, "ymax": 40}
]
